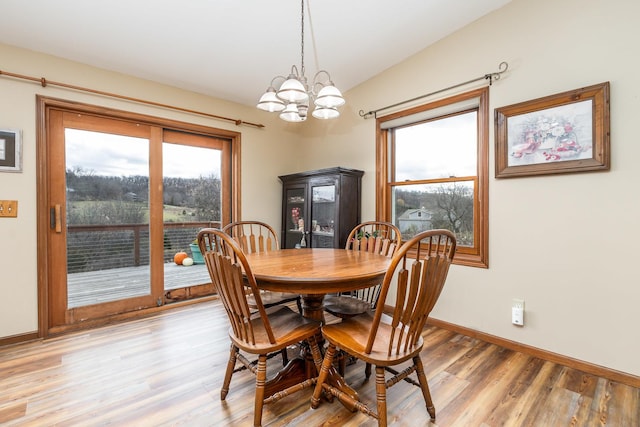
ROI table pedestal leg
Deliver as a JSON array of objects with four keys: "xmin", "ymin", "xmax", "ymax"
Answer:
[
  {"xmin": 301, "ymin": 294, "xmax": 325, "ymax": 322},
  {"xmin": 264, "ymin": 357, "xmax": 307, "ymax": 398},
  {"xmin": 255, "ymin": 293, "xmax": 361, "ymax": 409}
]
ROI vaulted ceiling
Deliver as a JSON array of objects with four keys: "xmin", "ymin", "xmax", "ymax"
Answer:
[{"xmin": 1, "ymin": 0, "xmax": 512, "ymax": 107}]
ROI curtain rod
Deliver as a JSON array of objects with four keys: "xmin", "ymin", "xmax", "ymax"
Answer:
[
  {"xmin": 359, "ymin": 61, "xmax": 509, "ymax": 119},
  {"xmin": 0, "ymin": 68, "xmax": 265, "ymax": 129}
]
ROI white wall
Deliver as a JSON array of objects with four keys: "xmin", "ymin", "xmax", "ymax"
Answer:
[
  {"xmin": 2, "ymin": 0, "xmax": 639, "ymax": 378},
  {"xmin": 0, "ymin": 43, "xmax": 300, "ymax": 339},
  {"xmin": 300, "ymin": 0, "xmax": 640, "ymax": 377}
]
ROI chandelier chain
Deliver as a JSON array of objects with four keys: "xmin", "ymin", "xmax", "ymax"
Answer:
[{"xmin": 300, "ymin": 0, "xmax": 305, "ymax": 77}]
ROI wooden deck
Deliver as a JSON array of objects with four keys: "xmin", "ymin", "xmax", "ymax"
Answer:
[{"xmin": 67, "ymin": 263, "xmax": 211, "ymax": 308}]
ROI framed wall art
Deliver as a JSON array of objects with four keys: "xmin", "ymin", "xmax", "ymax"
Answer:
[
  {"xmin": 495, "ymin": 82, "xmax": 610, "ymax": 178},
  {"xmin": 0, "ymin": 128, "xmax": 23, "ymax": 173}
]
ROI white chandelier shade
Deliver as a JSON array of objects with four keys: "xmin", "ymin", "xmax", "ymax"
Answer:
[
  {"xmin": 277, "ymin": 76, "xmax": 309, "ymax": 104},
  {"xmin": 314, "ymin": 84, "xmax": 346, "ymax": 109},
  {"xmin": 312, "ymin": 106, "xmax": 339, "ymax": 120},
  {"xmin": 280, "ymin": 103, "xmax": 308, "ymax": 122},
  {"xmin": 256, "ymin": 87, "xmax": 285, "ymax": 112}
]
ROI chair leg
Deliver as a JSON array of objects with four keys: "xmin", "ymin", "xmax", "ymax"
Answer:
[
  {"xmin": 221, "ymin": 343, "xmax": 238, "ymax": 400},
  {"xmin": 375, "ymin": 366, "xmax": 388, "ymax": 427},
  {"xmin": 307, "ymin": 335, "xmax": 324, "ymax": 373},
  {"xmin": 414, "ymin": 355, "xmax": 436, "ymax": 420},
  {"xmin": 311, "ymin": 343, "xmax": 337, "ymax": 409},
  {"xmin": 281, "ymin": 348, "xmax": 289, "ymax": 366},
  {"xmin": 365, "ymin": 362, "xmax": 372, "ymax": 380},
  {"xmin": 295, "ymin": 296, "xmax": 303, "ymax": 314},
  {"xmin": 254, "ymin": 354, "xmax": 267, "ymax": 427},
  {"xmin": 337, "ymin": 350, "xmax": 346, "ymax": 376}
]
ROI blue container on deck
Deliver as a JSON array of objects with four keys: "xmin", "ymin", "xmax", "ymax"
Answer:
[{"xmin": 189, "ymin": 243, "xmax": 204, "ymax": 264}]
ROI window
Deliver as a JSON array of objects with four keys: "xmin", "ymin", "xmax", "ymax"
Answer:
[{"xmin": 376, "ymin": 87, "xmax": 488, "ymax": 268}]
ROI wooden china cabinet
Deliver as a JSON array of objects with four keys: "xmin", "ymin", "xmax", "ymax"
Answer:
[{"xmin": 279, "ymin": 167, "xmax": 363, "ymax": 249}]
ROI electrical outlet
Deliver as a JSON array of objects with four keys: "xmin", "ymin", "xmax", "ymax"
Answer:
[
  {"xmin": 0, "ymin": 200, "xmax": 18, "ymax": 218},
  {"xmin": 512, "ymin": 298, "xmax": 524, "ymax": 326}
]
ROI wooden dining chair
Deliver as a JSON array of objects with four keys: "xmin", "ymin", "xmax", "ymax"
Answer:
[
  {"xmin": 311, "ymin": 229, "xmax": 457, "ymax": 426},
  {"xmin": 323, "ymin": 221, "xmax": 402, "ymax": 375},
  {"xmin": 324, "ymin": 221, "xmax": 401, "ymax": 319},
  {"xmin": 198, "ymin": 228, "xmax": 324, "ymax": 427},
  {"xmin": 222, "ymin": 221, "xmax": 302, "ymax": 314}
]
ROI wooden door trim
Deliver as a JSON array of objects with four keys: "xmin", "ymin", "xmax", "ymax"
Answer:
[
  {"xmin": 36, "ymin": 96, "xmax": 50, "ymax": 338},
  {"xmin": 46, "ymin": 109, "xmax": 70, "ymax": 327}
]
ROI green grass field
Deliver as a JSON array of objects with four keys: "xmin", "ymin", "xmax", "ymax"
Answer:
[{"xmin": 67, "ymin": 200, "xmax": 199, "ymax": 224}]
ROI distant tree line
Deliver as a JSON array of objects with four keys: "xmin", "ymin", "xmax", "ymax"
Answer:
[
  {"xmin": 162, "ymin": 176, "xmax": 221, "ymax": 221},
  {"xmin": 66, "ymin": 167, "xmax": 221, "ymax": 225}
]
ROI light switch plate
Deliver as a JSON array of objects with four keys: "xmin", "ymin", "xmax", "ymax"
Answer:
[{"xmin": 0, "ymin": 200, "xmax": 18, "ymax": 217}]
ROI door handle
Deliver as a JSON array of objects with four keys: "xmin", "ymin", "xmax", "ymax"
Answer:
[{"xmin": 50, "ymin": 204, "xmax": 62, "ymax": 233}]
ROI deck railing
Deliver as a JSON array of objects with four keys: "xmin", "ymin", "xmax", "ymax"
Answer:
[{"xmin": 67, "ymin": 221, "xmax": 221, "ymax": 273}]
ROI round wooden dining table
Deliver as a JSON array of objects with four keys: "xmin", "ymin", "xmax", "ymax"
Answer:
[
  {"xmin": 243, "ymin": 247, "xmax": 392, "ymax": 409},
  {"xmin": 243, "ymin": 247, "xmax": 392, "ymax": 322}
]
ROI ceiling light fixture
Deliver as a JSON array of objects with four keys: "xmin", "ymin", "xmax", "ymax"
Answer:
[{"xmin": 256, "ymin": 0, "xmax": 345, "ymax": 122}]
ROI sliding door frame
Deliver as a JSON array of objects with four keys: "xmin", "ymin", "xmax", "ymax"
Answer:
[{"xmin": 36, "ymin": 96, "xmax": 241, "ymax": 337}]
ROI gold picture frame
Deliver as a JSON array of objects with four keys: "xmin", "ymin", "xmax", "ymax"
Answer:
[{"xmin": 495, "ymin": 82, "xmax": 610, "ymax": 178}]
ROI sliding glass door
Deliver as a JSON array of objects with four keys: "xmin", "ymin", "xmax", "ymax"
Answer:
[{"xmin": 44, "ymin": 106, "xmax": 233, "ymax": 332}]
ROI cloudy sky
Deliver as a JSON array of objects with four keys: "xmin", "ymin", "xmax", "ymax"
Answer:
[
  {"xmin": 394, "ymin": 112, "xmax": 477, "ymax": 182},
  {"xmin": 65, "ymin": 129, "xmax": 220, "ymax": 179},
  {"xmin": 65, "ymin": 112, "xmax": 475, "ymax": 183}
]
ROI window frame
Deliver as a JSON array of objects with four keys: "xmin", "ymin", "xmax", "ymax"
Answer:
[{"xmin": 375, "ymin": 87, "xmax": 489, "ymax": 268}]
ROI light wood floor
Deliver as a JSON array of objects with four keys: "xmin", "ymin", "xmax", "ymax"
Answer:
[{"xmin": 1, "ymin": 299, "xmax": 638, "ymax": 426}]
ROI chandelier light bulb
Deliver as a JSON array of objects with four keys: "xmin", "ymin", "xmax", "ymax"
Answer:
[
  {"xmin": 312, "ymin": 106, "xmax": 340, "ymax": 120},
  {"xmin": 280, "ymin": 103, "xmax": 306, "ymax": 122}
]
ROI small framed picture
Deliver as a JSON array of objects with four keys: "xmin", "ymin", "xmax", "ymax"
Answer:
[
  {"xmin": 495, "ymin": 82, "xmax": 610, "ymax": 178},
  {"xmin": 0, "ymin": 129, "xmax": 23, "ymax": 173}
]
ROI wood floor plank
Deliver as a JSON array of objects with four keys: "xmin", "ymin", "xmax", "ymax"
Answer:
[
  {"xmin": 558, "ymin": 366, "xmax": 599, "ymax": 399},
  {"xmin": 479, "ymin": 356, "xmax": 546, "ymax": 425},
  {"xmin": 602, "ymin": 379, "xmax": 640, "ymax": 426},
  {"xmin": 535, "ymin": 386, "xmax": 583, "ymax": 426},
  {"xmin": 517, "ymin": 362, "xmax": 567, "ymax": 426},
  {"xmin": 443, "ymin": 351, "xmax": 534, "ymax": 425},
  {"xmin": 441, "ymin": 340, "xmax": 499, "ymax": 380},
  {"xmin": 495, "ymin": 360, "xmax": 562, "ymax": 426},
  {"xmin": 427, "ymin": 370, "xmax": 471, "ymax": 414},
  {"xmin": 0, "ymin": 402, "xmax": 26, "ymax": 424},
  {"xmin": 0, "ymin": 299, "xmax": 638, "ymax": 426}
]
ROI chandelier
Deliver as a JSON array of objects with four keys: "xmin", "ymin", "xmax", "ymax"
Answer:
[{"xmin": 256, "ymin": 0, "xmax": 345, "ymax": 122}]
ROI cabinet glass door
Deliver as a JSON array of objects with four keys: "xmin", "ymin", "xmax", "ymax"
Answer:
[
  {"xmin": 310, "ymin": 184, "xmax": 336, "ymax": 248},
  {"xmin": 284, "ymin": 186, "xmax": 306, "ymax": 248}
]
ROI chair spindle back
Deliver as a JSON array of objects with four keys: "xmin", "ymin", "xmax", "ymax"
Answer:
[
  {"xmin": 366, "ymin": 229, "xmax": 456, "ymax": 357},
  {"xmin": 198, "ymin": 228, "xmax": 277, "ymax": 345},
  {"xmin": 222, "ymin": 221, "xmax": 279, "ymax": 254},
  {"xmin": 345, "ymin": 221, "xmax": 401, "ymax": 258}
]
